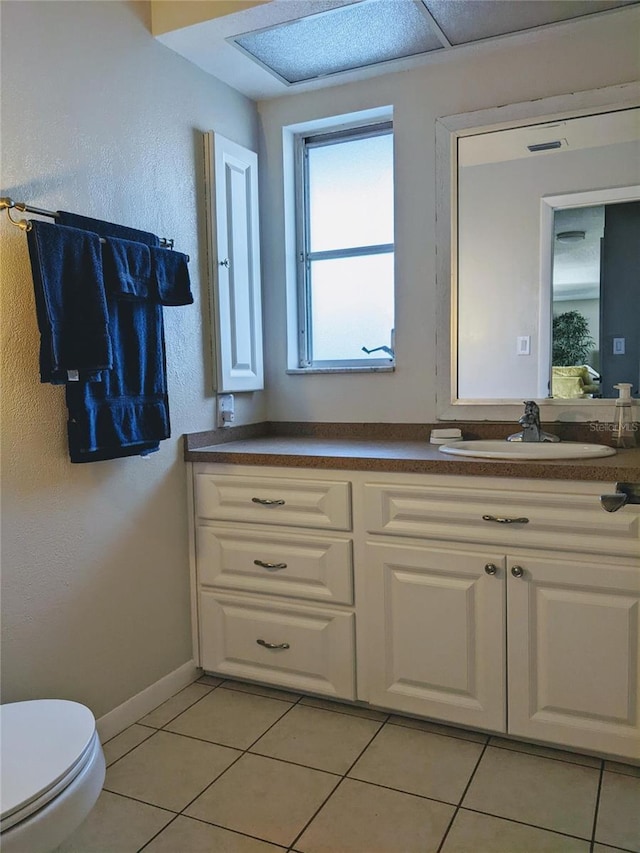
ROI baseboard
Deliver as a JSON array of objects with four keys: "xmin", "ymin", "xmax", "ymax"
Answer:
[{"xmin": 96, "ymin": 660, "xmax": 200, "ymax": 742}]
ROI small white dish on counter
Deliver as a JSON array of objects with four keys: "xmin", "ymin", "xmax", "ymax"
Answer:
[
  {"xmin": 438, "ymin": 440, "xmax": 617, "ymax": 460},
  {"xmin": 430, "ymin": 428, "xmax": 463, "ymax": 445}
]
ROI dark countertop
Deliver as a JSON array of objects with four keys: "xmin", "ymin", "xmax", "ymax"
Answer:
[{"xmin": 184, "ymin": 423, "xmax": 640, "ymax": 482}]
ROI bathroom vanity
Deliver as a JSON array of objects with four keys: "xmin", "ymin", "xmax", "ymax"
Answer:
[{"xmin": 185, "ymin": 430, "xmax": 640, "ymax": 762}]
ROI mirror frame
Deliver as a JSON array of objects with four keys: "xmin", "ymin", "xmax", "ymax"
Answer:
[{"xmin": 435, "ymin": 81, "xmax": 640, "ymax": 422}]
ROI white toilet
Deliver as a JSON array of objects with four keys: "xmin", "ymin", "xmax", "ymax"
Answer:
[{"xmin": 0, "ymin": 699, "xmax": 105, "ymax": 853}]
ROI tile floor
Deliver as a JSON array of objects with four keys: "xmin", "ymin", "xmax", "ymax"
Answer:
[{"xmin": 56, "ymin": 677, "xmax": 640, "ymax": 853}]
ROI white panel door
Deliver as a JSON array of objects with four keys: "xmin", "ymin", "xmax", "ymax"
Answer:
[
  {"xmin": 507, "ymin": 555, "xmax": 640, "ymax": 760},
  {"xmin": 205, "ymin": 131, "xmax": 264, "ymax": 391},
  {"xmin": 364, "ymin": 541, "xmax": 506, "ymax": 731}
]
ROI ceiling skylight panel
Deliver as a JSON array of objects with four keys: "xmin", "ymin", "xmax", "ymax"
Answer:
[
  {"xmin": 423, "ymin": 0, "xmax": 639, "ymax": 45},
  {"xmin": 232, "ymin": 0, "xmax": 444, "ymax": 84}
]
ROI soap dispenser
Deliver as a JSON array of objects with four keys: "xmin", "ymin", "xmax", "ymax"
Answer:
[{"xmin": 612, "ymin": 383, "xmax": 637, "ymax": 449}]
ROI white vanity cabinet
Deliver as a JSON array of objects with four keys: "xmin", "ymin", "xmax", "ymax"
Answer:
[
  {"xmin": 360, "ymin": 475, "xmax": 640, "ymax": 760},
  {"xmin": 189, "ymin": 463, "xmax": 640, "ymax": 760},
  {"xmin": 190, "ymin": 465, "xmax": 357, "ymax": 699}
]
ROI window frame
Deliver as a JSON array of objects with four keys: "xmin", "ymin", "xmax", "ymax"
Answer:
[{"xmin": 294, "ymin": 120, "xmax": 395, "ymax": 371}]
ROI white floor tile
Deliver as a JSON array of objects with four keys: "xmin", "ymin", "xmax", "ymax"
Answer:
[
  {"xmin": 104, "ymin": 730, "xmax": 240, "ymax": 811},
  {"xmin": 349, "ymin": 722, "xmax": 483, "ymax": 804},
  {"xmin": 463, "ymin": 746, "xmax": 600, "ymax": 839},
  {"xmin": 54, "ymin": 790, "xmax": 173, "ymax": 852},
  {"xmin": 164, "ymin": 686, "xmax": 293, "ymax": 749}
]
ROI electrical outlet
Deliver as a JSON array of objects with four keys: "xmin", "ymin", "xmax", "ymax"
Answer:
[
  {"xmin": 217, "ymin": 394, "xmax": 234, "ymax": 428},
  {"xmin": 613, "ymin": 338, "xmax": 626, "ymax": 355}
]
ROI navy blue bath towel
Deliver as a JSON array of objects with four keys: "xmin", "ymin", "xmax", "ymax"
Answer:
[
  {"xmin": 65, "ymin": 294, "xmax": 169, "ymax": 462},
  {"xmin": 61, "ymin": 219, "xmax": 170, "ymax": 462},
  {"xmin": 26, "ymin": 220, "xmax": 112, "ymax": 384}
]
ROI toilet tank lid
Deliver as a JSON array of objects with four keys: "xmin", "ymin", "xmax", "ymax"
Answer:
[{"xmin": 0, "ymin": 699, "xmax": 97, "ymax": 820}]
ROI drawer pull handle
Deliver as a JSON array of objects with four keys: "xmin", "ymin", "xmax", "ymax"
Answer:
[
  {"xmin": 257, "ymin": 638, "xmax": 290, "ymax": 650},
  {"xmin": 252, "ymin": 497, "xmax": 286, "ymax": 506},
  {"xmin": 482, "ymin": 514, "xmax": 529, "ymax": 525},
  {"xmin": 254, "ymin": 560, "xmax": 287, "ymax": 570}
]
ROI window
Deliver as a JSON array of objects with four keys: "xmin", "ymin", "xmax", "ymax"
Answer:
[{"xmin": 295, "ymin": 122, "xmax": 395, "ymax": 370}]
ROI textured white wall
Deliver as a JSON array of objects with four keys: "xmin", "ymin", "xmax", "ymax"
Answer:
[
  {"xmin": 0, "ymin": 1, "xmax": 263, "ymax": 716},
  {"xmin": 257, "ymin": 8, "xmax": 640, "ymax": 422}
]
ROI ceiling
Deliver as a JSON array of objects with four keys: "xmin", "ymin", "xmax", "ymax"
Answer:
[
  {"xmin": 154, "ymin": 0, "xmax": 640, "ymax": 100},
  {"xmin": 459, "ymin": 108, "xmax": 640, "ymax": 167}
]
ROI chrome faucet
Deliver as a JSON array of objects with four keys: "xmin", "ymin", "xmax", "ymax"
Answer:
[{"xmin": 508, "ymin": 401, "xmax": 560, "ymax": 443}]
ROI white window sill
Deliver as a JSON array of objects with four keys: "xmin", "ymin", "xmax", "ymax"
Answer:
[{"xmin": 286, "ymin": 365, "xmax": 395, "ymax": 375}]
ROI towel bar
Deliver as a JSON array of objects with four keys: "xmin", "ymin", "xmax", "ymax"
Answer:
[{"xmin": 0, "ymin": 197, "xmax": 181, "ymax": 253}]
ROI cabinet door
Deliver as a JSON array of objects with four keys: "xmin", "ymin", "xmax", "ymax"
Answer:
[
  {"xmin": 508, "ymin": 555, "xmax": 640, "ymax": 761},
  {"xmin": 364, "ymin": 542, "xmax": 506, "ymax": 731},
  {"xmin": 204, "ymin": 131, "xmax": 264, "ymax": 392}
]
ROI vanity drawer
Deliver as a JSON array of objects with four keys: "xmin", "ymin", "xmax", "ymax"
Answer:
[
  {"xmin": 195, "ymin": 473, "xmax": 351, "ymax": 531},
  {"xmin": 199, "ymin": 591, "xmax": 356, "ymax": 699},
  {"xmin": 363, "ymin": 481, "xmax": 640, "ymax": 558},
  {"xmin": 196, "ymin": 525, "xmax": 353, "ymax": 604}
]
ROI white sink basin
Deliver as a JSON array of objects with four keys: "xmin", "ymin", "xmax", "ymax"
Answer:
[{"xmin": 438, "ymin": 440, "xmax": 617, "ymax": 460}]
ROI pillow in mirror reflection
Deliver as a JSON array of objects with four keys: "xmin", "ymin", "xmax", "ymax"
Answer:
[{"xmin": 552, "ymin": 366, "xmax": 600, "ymax": 398}]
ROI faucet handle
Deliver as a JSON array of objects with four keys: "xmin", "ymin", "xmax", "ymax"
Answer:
[
  {"xmin": 600, "ymin": 494, "xmax": 628, "ymax": 513},
  {"xmin": 600, "ymin": 483, "xmax": 640, "ymax": 512}
]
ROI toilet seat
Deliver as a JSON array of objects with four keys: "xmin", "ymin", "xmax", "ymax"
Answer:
[{"xmin": 0, "ymin": 700, "xmax": 105, "ymax": 852}]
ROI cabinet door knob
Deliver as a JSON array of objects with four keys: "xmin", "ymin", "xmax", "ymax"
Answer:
[
  {"xmin": 254, "ymin": 560, "xmax": 287, "ymax": 570},
  {"xmin": 484, "ymin": 563, "xmax": 498, "ymax": 575},
  {"xmin": 256, "ymin": 639, "xmax": 290, "ymax": 650},
  {"xmin": 252, "ymin": 497, "xmax": 286, "ymax": 506},
  {"xmin": 511, "ymin": 565, "xmax": 525, "ymax": 578},
  {"xmin": 482, "ymin": 515, "xmax": 529, "ymax": 524},
  {"xmin": 218, "ymin": 258, "xmax": 230, "ymax": 268}
]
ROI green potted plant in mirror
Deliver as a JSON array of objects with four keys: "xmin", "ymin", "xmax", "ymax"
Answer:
[{"xmin": 552, "ymin": 310, "xmax": 595, "ymax": 365}]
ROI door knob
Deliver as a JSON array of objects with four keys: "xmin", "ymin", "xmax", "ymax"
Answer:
[
  {"xmin": 511, "ymin": 565, "xmax": 525, "ymax": 578},
  {"xmin": 484, "ymin": 563, "xmax": 498, "ymax": 575}
]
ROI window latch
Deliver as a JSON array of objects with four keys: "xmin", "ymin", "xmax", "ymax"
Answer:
[{"xmin": 362, "ymin": 345, "xmax": 394, "ymax": 357}]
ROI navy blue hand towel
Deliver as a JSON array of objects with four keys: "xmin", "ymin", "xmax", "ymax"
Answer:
[
  {"xmin": 57, "ymin": 212, "xmax": 159, "ymax": 247},
  {"xmin": 26, "ymin": 220, "xmax": 112, "ymax": 384},
  {"xmin": 103, "ymin": 237, "xmax": 151, "ymax": 300},
  {"xmin": 150, "ymin": 246, "xmax": 193, "ymax": 305}
]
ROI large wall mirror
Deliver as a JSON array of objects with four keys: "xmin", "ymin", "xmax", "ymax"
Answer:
[{"xmin": 436, "ymin": 82, "xmax": 640, "ymax": 422}]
